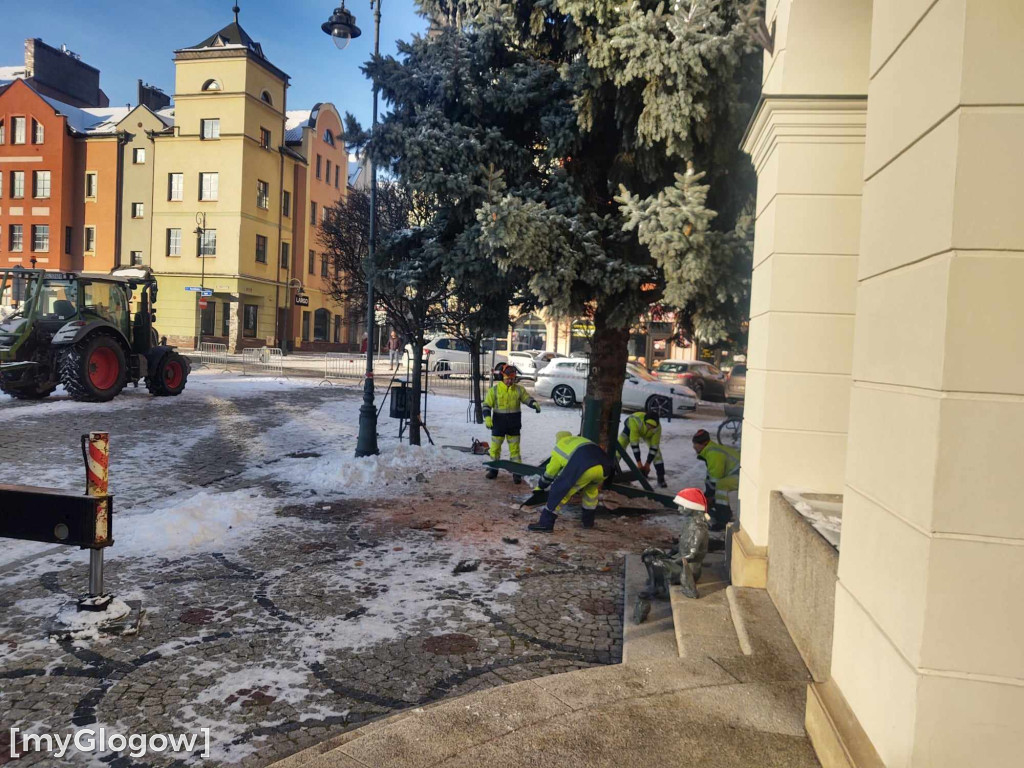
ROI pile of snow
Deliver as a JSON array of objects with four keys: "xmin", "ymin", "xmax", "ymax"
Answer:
[{"xmin": 113, "ymin": 489, "xmax": 281, "ymax": 557}]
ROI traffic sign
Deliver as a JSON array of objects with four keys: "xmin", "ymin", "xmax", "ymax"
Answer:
[
  {"xmin": 198, "ymin": 298, "xmax": 208, "ymax": 309},
  {"xmin": 185, "ymin": 286, "xmax": 202, "ymax": 292},
  {"xmin": 201, "ymin": 289, "xmax": 213, "ymax": 297},
  {"xmin": 294, "ymin": 293, "xmax": 310, "ymax": 307}
]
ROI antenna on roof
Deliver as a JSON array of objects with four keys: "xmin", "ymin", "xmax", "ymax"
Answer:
[{"xmin": 233, "ymin": 3, "xmax": 240, "ymax": 24}]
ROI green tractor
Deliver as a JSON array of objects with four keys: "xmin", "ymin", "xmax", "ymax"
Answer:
[{"xmin": 0, "ymin": 266, "xmax": 190, "ymax": 402}]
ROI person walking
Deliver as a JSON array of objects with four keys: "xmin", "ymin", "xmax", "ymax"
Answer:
[
  {"xmin": 387, "ymin": 331, "xmax": 402, "ymax": 370},
  {"xmin": 691, "ymin": 429, "xmax": 740, "ymax": 530},
  {"xmin": 618, "ymin": 411, "xmax": 667, "ymax": 488},
  {"xmin": 528, "ymin": 431, "xmax": 615, "ymax": 532},
  {"xmin": 483, "ymin": 364, "xmax": 541, "ymax": 484}
]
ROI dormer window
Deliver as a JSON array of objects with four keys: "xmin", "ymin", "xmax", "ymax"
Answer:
[
  {"xmin": 261, "ymin": 90, "xmax": 273, "ymax": 106},
  {"xmin": 202, "ymin": 79, "xmax": 222, "ymax": 92},
  {"xmin": 323, "ymin": 129, "xmax": 335, "ymax": 147}
]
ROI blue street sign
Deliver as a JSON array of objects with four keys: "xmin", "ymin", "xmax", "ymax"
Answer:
[
  {"xmin": 201, "ymin": 290, "xmax": 214, "ymax": 297},
  {"xmin": 184, "ymin": 286, "xmax": 202, "ymax": 292}
]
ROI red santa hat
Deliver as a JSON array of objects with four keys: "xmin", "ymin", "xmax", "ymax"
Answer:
[{"xmin": 674, "ymin": 487, "xmax": 708, "ymax": 512}]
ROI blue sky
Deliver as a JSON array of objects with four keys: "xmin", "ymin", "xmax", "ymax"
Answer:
[{"xmin": 1, "ymin": 0, "xmax": 428, "ymax": 129}]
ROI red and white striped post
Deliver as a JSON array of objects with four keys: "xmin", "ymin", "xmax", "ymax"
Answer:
[{"xmin": 84, "ymin": 432, "xmax": 110, "ymax": 599}]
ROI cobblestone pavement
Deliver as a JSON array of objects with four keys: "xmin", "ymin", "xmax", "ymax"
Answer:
[{"xmin": 0, "ymin": 378, "xmax": 683, "ymax": 768}]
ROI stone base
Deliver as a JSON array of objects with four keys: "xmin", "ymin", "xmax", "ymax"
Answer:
[
  {"xmin": 806, "ymin": 679, "xmax": 884, "ymax": 768},
  {"xmin": 730, "ymin": 526, "xmax": 768, "ymax": 588}
]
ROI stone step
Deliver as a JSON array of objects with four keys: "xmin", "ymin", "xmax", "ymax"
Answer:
[{"xmin": 621, "ymin": 553, "xmax": 678, "ymax": 662}]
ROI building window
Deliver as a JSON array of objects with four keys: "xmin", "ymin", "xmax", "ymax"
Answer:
[
  {"xmin": 261, "ymin": 90, "xmax": 273, "ymax": 105},
  {"xmin": 9, "ymin": 224, "xmax": 23, "ymax": 252},
  {"xmin": 0, "ymin": 119, "xmax": 5, "ymax": 144},
  {"xmin": 282, "ymin": 190, "xmax": 291, "ymax": 217},
  {"xmin": 199, "ymin": 172, "xmax": 218, "ymax": 201},
  {"xmin": 256, "ymin": 179, "xmax": 269, "ymax": 209},
  {"xmin": 85, "ymin": 172, "xmax": 97, "ymax": 199},
  {"xmin": 334, "ymin": 166, "xmax": 340, "ymax": 188},
  {"xmin": 260, "ymin": 127, "xmax": 271, "ymax": 149},
  {"xmin": 321, "ymin": 254, "xmax": 328, "ymax": 277},
  {"xmin": 308, "ymin": 250, "xmax": 315, "ymax": 275},
  {"xmin": 130, "ymin": 251, "xmax": 143, "ymax": 266},
  {"xmin": 11, "ymin": 171, "xmax": 25, "ymax": 199},
  {"xmin": 324, "ymin": 130, "xmax": 334, "ymax": 146},
  {"xmin": 280, "ymin": 241, "xmax": 290, "ymax": 269},
  {"xmin": 202, "ymin": 79, "xmax": 222, "ymax": 92},
  {"xmin": 255, "ymin": 234, "xmax": 268, "ymax": 263},
  {"xmin": 199, "ymin": 228, "xmax": 217, "ymax": 257},
  {"xmin": 168, "ymin": 172, "xmax": 183, "ymax": 201},
  {"xmin": 84, "ymin": 227, "xmax": 96, "ymax": 252},
  {"xmin": 310, "ymin": 202, "xmax": 317, "ymax": 225},
  {"xmin": 301, "ymin": 310, "xmax": 310, "ymax": 341},
  {"xmin": 31, "ymin": 225, "xmax": 49, "ymax": 252},
  {"xmin": 201, "ymin": 118, "xmax": 220, "ymax": 140},
  {"xmin": 314, "ymin": 308, "xmax": 330, "ymax": 342},
  {"xmin": 243, "ymin": 305, "xmax": 258, "ymax": 338},
  {"xmin": 222, "ymin": 302, "xmax": 231, "ymax": 336},
  {"xmin": 334, "ymin": 316, "xmax": 342, "ymax": 343},
  {"xmin": 131, "ymin": 202, "xmax": 144, "ymax": 219},
  {"xmin": 321, "ymin": 206, "xmax": 328, "ymax": 224},
  {"xmin": 132, "ymin": 147, "xmax": 145, "ymax": 164},
  {"xmin": 12, "ymin": 117, "xmax": 26, "ymax": 145},
  {"xmin": 326, "ymin": 159, "xmax": 332, "ymax": 183},
  {"xmin": 316, "ymin": 154, "xmax": 322, "ymax": 180},
  {"xmin": 167, "ymin": 228, "xmax": 182, "ymax": 257},
  {"xmin": 32, "ymin": 119, "xmax": 44, "ymax": 144},
  {"xmin": 32, "ymin": 171, "xmax": 50, "ymax": 199},
  {"xmin": 65, "ymin": 226, "xmax": 72, "ymax": 254}
]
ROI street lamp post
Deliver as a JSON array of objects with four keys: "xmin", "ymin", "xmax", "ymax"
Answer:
[
  {"xmin": 322, "ymin": 0, "xmax": 380, "ymax": 458},
  {"xmin": 194, "ymin": 212, "xmax": 207, "ymax": 350}
]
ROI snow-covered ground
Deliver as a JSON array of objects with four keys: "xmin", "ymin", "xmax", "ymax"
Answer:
[{"xmin": 1, "ymin": 371, "xmax": 723, "ymax": 566}]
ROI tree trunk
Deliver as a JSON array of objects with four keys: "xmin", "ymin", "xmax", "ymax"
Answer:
[
  {"xmin": 470, "ymin": 335, "xmax": 483, "ymax": 423},
  {"xmin": 410, "ymin": 332, "xmax": 424, "ymax": 446},
  {"xmin": 586, "ymin": 304, "xmax": 631, "ymax": 450}
]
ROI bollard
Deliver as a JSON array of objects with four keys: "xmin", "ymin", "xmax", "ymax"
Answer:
[{"xmin": 82, "ymin": 432, "xmax": 111, "ymax": 609}]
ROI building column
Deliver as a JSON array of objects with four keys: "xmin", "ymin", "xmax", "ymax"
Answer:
[
  {"xmin": 734, "ymin": 0, "xmax": 873, "ymax": 586},
  {"xmin": 830, "ymin": 1, "xmax": 1024, "ymax": 765},
  {"xmin": 226, "ymin": 294, "xmax": 242, "ymax": 353}
]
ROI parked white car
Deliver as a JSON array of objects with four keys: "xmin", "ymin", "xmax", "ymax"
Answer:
[
  {"xmin": 414, "ymin": 336, "xmax": 509, "ymax": 373},
  {"xmin": 534, "ymin": 358, "xmax": 698, "ymax": 416},
  {"xmin": 505, "ymin": 350, "xmax": 541, "ymax": 379}
]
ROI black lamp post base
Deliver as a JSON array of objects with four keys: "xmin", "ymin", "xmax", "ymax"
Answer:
[{"xmin": 355, "ymin": 379, "xmax": 380, "ymax": 457}]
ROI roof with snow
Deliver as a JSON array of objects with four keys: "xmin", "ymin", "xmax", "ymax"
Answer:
[
  {"xmin": 285, "ymin": 110, "xmax": 313, "ymax": 144},
  {"xmin": 175, "ymin": 17, "xmax": 288, "ymax": 83},
  {"xmin": 0, "ymin": 65, "xmax": 28, "ymax": 87}
]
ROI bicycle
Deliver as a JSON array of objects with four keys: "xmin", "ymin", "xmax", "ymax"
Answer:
[{"xmin": 717, "ymin": 402, "xmax": 743, "ymax": 447}]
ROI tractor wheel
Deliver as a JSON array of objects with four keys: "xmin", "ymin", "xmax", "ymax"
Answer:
[
  {"xmin": 59, "ymin": 334, "xmax": 127, "ymax": 402},
  {"xmin": 146, "ymin": 351, "xmax": 190, "ymax": 396}
]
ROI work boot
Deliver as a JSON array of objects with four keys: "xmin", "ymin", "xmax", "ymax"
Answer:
[
  {"xmin": 512, "ymin": 474, "xmax": 522, "ymax": 485},
  {"xmin": 580, "ymin": 508, "xmax": 596, "ymax": 528},
  {"xmin": 527, "ymin": 509, "xmax": 557, "ymax": 532},
  {"xmin": 485, "ymin": 468, "xmax": 498, "ymax": 480},
  {"xmin": 655, "ymin": 464, "xmax": 668, "ymax": 489}
]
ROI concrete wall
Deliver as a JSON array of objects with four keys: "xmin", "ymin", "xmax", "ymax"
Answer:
[
  {"xmin": 737, "ymin": 0, "xmax": 873, "ymax": 559},
  {"xmin": 767, "ymin": 491, "xmax": 839, "ymax": 683},
  {"xmin": 23, "ymin": 38, "xmax": 106, "ymax": 108},
  {"xmin": 830, "ymin": 1, "xmax": 1024, "ymax": 766}
]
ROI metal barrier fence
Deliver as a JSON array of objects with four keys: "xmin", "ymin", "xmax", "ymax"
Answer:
[
  {"xmin": 196, "ymin": 342, "xmax": 229, "ymax": 369},
  {"xmin": 242, "ymin": 347, "xmax": 285, "ymax": 378},
  {"xmin": 322, "ymin": 352, "xmax": 364, "ymax": 384}
]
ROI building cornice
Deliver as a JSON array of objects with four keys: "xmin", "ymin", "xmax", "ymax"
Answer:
[{"xmin": 741, "ymin": 94, "xmax": 868, "ymax": 174}]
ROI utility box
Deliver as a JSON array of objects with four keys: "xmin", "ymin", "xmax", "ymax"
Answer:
[{"xmin": 390, "ymin": 381, "xmax": 413, "ymax": 419}]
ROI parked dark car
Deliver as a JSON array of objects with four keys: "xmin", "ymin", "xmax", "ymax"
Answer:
[
  {"xmin": 725, "ymin": 363, "xmax": 746, "ymax": 403},
  {"xmin": 654, "ymin": 360, "xmax": 727, "ymax": 402}
]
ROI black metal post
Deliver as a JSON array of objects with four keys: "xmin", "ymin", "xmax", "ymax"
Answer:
[{"xmin": 355, "ymin": 0, "xmax": 382, "ymax": 457}]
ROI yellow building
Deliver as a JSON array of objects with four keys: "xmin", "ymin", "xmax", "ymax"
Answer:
[{"xmin": 149, "ymin": 13, "xmax": 348, "ymax": 351}]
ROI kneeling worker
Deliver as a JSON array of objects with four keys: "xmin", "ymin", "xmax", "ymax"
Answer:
[
  {"xmin": 618, "ymin": 410, "xmax": 666, "ymax": 488},
  {"xmin": 483, "ymin": 364, "xmax": 541, "ymax": 484},
  {"xmin": 691, "ymin": 429, "xmax": 740, "ymax": 530},
  {"xmin": 528, "ymin": 431, "xmax": 614, "ymax": 532}
]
